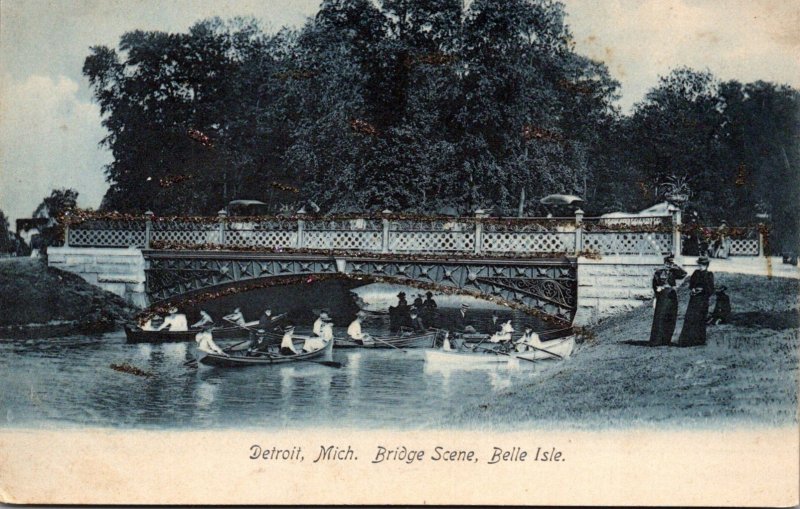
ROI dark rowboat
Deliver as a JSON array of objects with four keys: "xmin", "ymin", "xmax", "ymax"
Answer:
[
  {"xmin": 197, "ymin": 337, "xmax": 334, "ymax": 368},
  {"xmin": 124, "ymin": 322, "xmax": 254, "ymax": 344},
  {"xmin": 334, "ymin": 330, "xmax": 438, "ymax": 349}
]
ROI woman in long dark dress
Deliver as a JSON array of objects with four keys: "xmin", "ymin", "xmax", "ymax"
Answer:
[
  {"xmin": 649, "ymin": 254, "xmax": 688, "ymax": 346},
  {"xmin": 678, "ymin": 257, "xmax": 715, "ymax": 346}
]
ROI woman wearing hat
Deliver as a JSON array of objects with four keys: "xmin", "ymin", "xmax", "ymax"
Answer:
[
  {"xmin": 649, "ymin": 254, "xmax": 687, "ymax": 346},
  {"xmin": 678, "ymin": 256, "xmax": 715, "ymax": 346}
]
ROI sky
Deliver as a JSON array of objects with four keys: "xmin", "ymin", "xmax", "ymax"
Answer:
[{"xmin": 1, "ymin": 0, "xmax": 798, "ymax": 225}]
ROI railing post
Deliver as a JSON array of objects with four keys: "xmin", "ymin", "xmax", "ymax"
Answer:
[
  {"xmin": 758, "ymin": 224, "xmax": 765, "ymax": 257},
  {"xmin": 217, "ymin": 209, "xmax": 227, "ymax": 246},
  {"xmin": 62, "ymin": 212, "xmax": 70, "ymax": 248},
  {"xmin": 296, "ymin": 210, "xmax": 305, "ymax": 249},
  {"xmin": 474, "ymin": 209, "xmax": 488, "ymax": 255},
  {"xmin": 574, "ymin": 209, "xmax": 584, "ymax": 256},
  {"xmin": 671, "ymin": 206, "xmax": 682, "ymax": 257},
  {"xmin": 381, "ymin": 210, "xmax": 391, "ymax": 254},
  {"xmin": 144, "ymin": 210, "xmax": 154, "ymax": 249}
]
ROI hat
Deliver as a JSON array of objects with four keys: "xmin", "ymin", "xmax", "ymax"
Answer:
[
  {"xmin": 397, "ymin": 292, "xmax": 406, "ymax": 298},
  {"xmin": 283, "ymin": 324, "xmax": 295, "ymax": 332},
  {"xmin": 356, "ymin": 311, "xmax": 366, "ymax": 318},
  {"xmin": 319, "ymin": 311, "xmax": 330, "ymax": 320},
  {"xmin": 426, "ymin": 291, "xmax": 433, "ymax": 297},
  {"xmin": 663, "ymin": 253, "xmax": 674, "ymax": 262},
  {"xmin": 256, "ymin": 328, "xmax": 266, "ymax": 334},
  {"xmin": 460, "ymin": 303, "xmax": 470, "ymax": 310},
  {"xmin": 169, "ymin": 306, "xmax": 178, "ymax": 314},
  {"xmin": 263, "ymin": 309, "xmax": 272, "ymax": 314},
  {"xmin": 698, "ymin": 256, "xmax": 710, "ymax": 266},
  {"xmin": 717, "ymin": 285, "xmax": 728, "ymax": 292}
]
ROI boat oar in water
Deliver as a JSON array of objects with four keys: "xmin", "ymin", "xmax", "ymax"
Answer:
[
  {"xmin": 473, "ymin": 344, "xmax": 538, "ymax": 365},
  {"xmin": 364, "ymin": 335, "xmax": 407, "ymax": 353},
  {"xmin": 226, "ymin": 319, "xmax": 342, "ymax": 368}
]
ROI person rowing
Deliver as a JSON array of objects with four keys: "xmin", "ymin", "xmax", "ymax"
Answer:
[
  {"xmin": 159, "ymin": 307, "xmax": 188, "ymax": 331},
  {"xmin": 347, "ymin": 311, "xmax": 373, "ymax": 345},
  {"xmin": 514, "ymin": 326, "xmax": 543, "ymax": 352},
  {"xmin": 247, "ymin": 328, "xmax": 272, "ymax": 356},
  {"xmin": 195, "ymin": 323, "xmax": 227, "ymax": 356},
  {"xmin": 191, "ymin": 310, "xmax": 214, "ymax": 329},
  {"xmin": 258, "ymin": 308, "xmax": 282, "ymax": 332},
  {"xmin": 223, "ymin": 307, "xmax": 246, "ymax": 327},
  {"xmin": 279, "ymin": 325, "xmax": 298, "ymax": 355},
  {"xmin": 489, "ymin": 320, "xmax": 514, "ymax": 347},
  {"xmin": 313, "ymin": 311, "xmax": 331, "ymax": 337}
]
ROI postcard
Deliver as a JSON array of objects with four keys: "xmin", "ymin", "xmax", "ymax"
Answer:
[{"xmin": 0, "ymin": 0, "xmax": 798, "ymax": 505}]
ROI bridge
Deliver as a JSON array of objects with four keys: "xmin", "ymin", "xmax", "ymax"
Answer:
[{"xmin": 48, "ymin": 209, "xmax": 763, "ymax": 324}]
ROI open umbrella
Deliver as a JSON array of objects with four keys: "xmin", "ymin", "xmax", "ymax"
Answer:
[{"xmin": 539, "ymin": 194, "xmax": 584, "ymax": 206}]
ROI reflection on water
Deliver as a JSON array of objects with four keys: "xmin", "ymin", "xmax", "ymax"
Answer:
[
  {"xmin": 0, "ymin": 282, "xmax": 564, "ymax": 429},
  {"xmin": 0, "ymin": 328, "xmax": 555, "ymax": 429}
]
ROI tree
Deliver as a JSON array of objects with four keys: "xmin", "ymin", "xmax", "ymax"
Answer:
[
  {"xmin": 32, "ymin": 188, "xmax": 79, "ymax": 248},
  {"xmin": 0, "ymin": 209, "xmax": 12, "ymax": 254},
  {"xmin": 33, "ymin": 188, "xmax": 79, "ymax": 219},
  {"xmin": 623, "ymin": 68, "xmax": 729, "ymax": 220}
]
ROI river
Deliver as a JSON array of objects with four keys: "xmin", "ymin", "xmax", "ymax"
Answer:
[{"xmin": 1, "ymin": 282, "xmax": 563, "ymax": 430}]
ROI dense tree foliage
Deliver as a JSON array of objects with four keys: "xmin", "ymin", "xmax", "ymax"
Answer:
[
  {"xmin": 83, "ymin": 1, "xmax": 798, "ymax": 250},
  {"xmin": 0, "ymin": 210, "xmax": 12, "ymax": 253}
]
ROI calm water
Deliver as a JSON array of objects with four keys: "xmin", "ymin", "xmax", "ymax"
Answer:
[{"xmin": 0, "ymin": 306, "xmax": 557, "ymax": 430}]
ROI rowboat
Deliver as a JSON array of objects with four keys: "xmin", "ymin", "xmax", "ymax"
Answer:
[
  {"xmin": 334, "ymin": 330, "xmax": 439, "ymax": 349},
  {"xmin": 458, "ymin": 327, "xmax": 574, "ymax": 345},
  {"xmin": 196, "ymin": 336, "xmax": 334, "ymax": 367},
  {"xmin": 424, "ymin": 335, "xmax": 575, "ymax": 365}
]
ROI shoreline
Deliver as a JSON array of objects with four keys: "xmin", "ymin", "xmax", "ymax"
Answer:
[{"xmin": 454, "ymin": 272, "xmax": 799, "ymax": 429}]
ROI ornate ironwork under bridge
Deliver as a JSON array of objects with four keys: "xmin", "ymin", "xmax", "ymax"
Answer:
[{"xmin": 145, "ymin": 250, "xmax": 579, "ymax": 323}]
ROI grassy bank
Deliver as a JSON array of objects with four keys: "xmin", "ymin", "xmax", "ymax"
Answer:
[
  {"xmin": 0, "ymin": 258, "xmax": 137, "ymax": 335},
  {"xmin": 456, "ymin": 273, "xmax": 799, "ymax": 429}
]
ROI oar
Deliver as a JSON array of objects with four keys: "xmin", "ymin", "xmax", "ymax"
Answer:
[
  {"xmin": 473, "ymin": 344, "xmax": 538, "ymax": 365},
  {"xmin": 363, "ymin": 335, "xmax": 407, "ymax": 353},
  {"xmin": 226, "ymin": 320, "xmax": 342, "ymax": 368},
  {"xmin": 525, "ymin": 344, "xmax": 563, "ymax": 360}
]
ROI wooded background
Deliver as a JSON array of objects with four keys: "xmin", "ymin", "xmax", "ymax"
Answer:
[{"xmin": 73, "ymin": 0, "xmax": 798, "ymax": 251}]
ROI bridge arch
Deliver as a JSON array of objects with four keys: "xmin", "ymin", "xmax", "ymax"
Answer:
[{"xmin": 144, "ymin": 250, "xmax": 578, "ymax": 323}]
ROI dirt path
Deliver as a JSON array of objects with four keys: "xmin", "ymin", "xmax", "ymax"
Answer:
[{"xmin": 456, "ymin": 273, "xmax": 799, "ymax": 429}]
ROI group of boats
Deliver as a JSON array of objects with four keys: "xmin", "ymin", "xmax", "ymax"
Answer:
[{"xmin": 124, "ymin": 321, "xmax": 575, "ymax": 369}]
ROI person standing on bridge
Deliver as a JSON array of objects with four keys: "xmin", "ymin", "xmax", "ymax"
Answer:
[
  {"xmin": 649, "ymin": 254, "xmax": 687, "ymax": 346},
  {"xmin": 678, "ymin": 256, "xmax": 715, "ymax": 346}
]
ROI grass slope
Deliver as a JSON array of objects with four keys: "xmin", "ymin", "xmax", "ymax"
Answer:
[{"xmin": 457, "ymin": 273, "xmax": 799, "ymax": 429}]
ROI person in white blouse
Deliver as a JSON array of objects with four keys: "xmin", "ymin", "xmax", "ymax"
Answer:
[
  {"xmin": 159, "ymin": 307, "xmax": 188, "ymax": 331},
  {"xmin": 346, "ymin": 312, "xmax": 373, "ymax": 345},
  {"xmin": 312, "ymin": 311, "xmax": 330, "ymax": 337},
  {"xmin": 515, "ymin": 326, "xmax": 543, "ymax": 352},
  {"xmin": 304, "ymin": 319, "xmax": 332, "ymax": 353},
  {"xmin": 280, "ymin": 325, "xmax": 298, "ymax": 355},
  {"xmin": 195, "ymin": 325, "xmax": 227, "ymax": 355}
]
